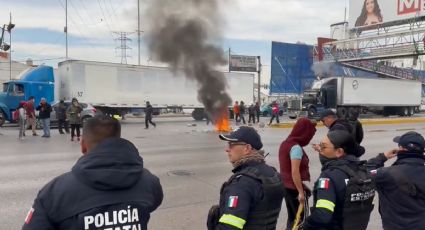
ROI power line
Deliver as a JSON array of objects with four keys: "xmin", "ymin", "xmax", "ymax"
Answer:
[
  {"xmin": 102, "ymin": 0, "xmax": 118, "ymax": 29},
  {"xmin": 96, "ymin": 0, "xmax": 115, "ymax": 38},
  {"xmin": 56, "ymin": 0, "xmax": 107, "ymax": 55}
]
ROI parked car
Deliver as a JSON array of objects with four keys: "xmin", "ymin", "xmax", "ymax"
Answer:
[
  {"xmin": 260, "ymin": 103, "xmax": 285, "ymax": 117},
  {"xmin": 36, "ymin": 101, "xmax": 97, "ymax": 128}
]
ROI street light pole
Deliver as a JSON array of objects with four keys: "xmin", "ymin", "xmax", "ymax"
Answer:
[
  {"xmin": 65, "ymin": 0, "xmax": 68, "ymax": 60},
  {"xmin": 9, "ymin": 12, "xmax": 12, "ymax": 80},
  {"xmin": 137, "ymin": 0, "xmax": 140, "ymax": 66}
]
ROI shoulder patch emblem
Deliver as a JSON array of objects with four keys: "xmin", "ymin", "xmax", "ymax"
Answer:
[
  {"xmin": 318, "ymin": 178, "xmax": 330, "ymax": 189},
  {"xmin": 370, "ymin": 169, "xmax": 378, "ymax": 175},
  {"xmin": 228, "ymin": 196, "xmax": 239, "ymax": 208}
]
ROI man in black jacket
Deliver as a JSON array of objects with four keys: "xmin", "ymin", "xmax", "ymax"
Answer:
[
  {"xmin": 367, "ymin": 131, "xmax": 425, "ymax": 230},
  {"xmin": 56, "ymin": 100, "xmax": 69, "ymax": 134},
  {"xmin": 36, "ymin": 97, "xmax": 52, "ymax": 138},
  {"xmin": 314, "ymin": 110, "xmax": 364, "ymax": 158},
  {"xmin": 22, "ymin": 115, "xmax": 163, "ymax": 230},
  {"xmin": 145, "ymin": 101, "xmax": 156, "ymax": 129},
  {"xmin": 207, "ymin": 126, "xmax": 285, "ymax": 229}
]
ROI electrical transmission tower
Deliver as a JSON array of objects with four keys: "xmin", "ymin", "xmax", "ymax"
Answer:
[{"xmin": 113, "ymin": 32, "xmax": 133, "ymax": 64}]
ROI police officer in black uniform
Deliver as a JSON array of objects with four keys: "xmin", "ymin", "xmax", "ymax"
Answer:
[
  {"xmin": 207, "ymin": 126, "xmax": 285, "ymax": 230},
  {"xmin": 304, "ymin": 130, "xmax": 373, "ymax": 230},
  {"xmin": 22, "ymin": 115, "xmax": 163, "ymax": 230},
  {"xmin": 367, "ymin": 131, "xmax": 425, "ymax": 230}
]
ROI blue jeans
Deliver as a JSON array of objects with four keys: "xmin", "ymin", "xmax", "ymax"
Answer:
[{"xmin": 41, "ymin": 118, "xmax": 50, "ymax": 137}]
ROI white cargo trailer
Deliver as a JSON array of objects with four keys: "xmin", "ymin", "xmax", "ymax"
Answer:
[
  {"xmin": 57, "ymin": 60, "xmax": 254, "ymax": 120},
  {"xmin": 299, "ymin": 77, "xmax": 422, "ymax": 118}
]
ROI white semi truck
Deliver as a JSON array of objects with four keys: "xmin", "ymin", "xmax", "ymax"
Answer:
[
  {"xmin": 295, "ymin": 77, "xmax": 422, "ymax": 118},
  {"xmin": 57, "ymin": 60, "xmax": 254, "ymax": 120}
]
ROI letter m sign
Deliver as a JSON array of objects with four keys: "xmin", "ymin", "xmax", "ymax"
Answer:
[{"xmin": 398, "ymin": 0, "xmax": 422, "ymax": 15}]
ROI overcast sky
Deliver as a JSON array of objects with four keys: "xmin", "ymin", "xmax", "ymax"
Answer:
[{"xmin": 0, "ymin": 0, "xmax": 347, "ymax": 69}]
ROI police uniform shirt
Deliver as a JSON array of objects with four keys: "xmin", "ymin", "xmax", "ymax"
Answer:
[
  {"xmin": 304, "ymin": 161, "xmax": 349, "ymax": 229},
  {"xmin": 217, "ymin": 163, "xmax": 263, "ymax": 229}
]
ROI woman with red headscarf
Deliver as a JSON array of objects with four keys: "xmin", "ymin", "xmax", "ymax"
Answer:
[{"xmin": 279, "ymin": 118, "xmax": 316, "ymax": 229}]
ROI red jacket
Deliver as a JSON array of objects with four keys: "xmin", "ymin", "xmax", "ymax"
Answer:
[
  {"xmin": 279, "ymin": 118, "xmax": 316, "ymax": 189},
  {"xmin": 233, "ymin": 104, "xmax": 240, "ymax": 114}
]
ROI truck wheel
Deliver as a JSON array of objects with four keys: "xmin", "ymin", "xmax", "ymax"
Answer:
[
  {"xmin": 408, "ymin": 107, "xmax": 414, "ymax": 116},
  {"xmin": 262, "ymin": 111, "xmax": 268, "ymax": 117},
  {"xmin": 0, "ymin": 110, "xmax": 5, "ymax": 126},
  {"xmin": 192, "ymin": 108, "xmax": 205, "ymax": 121},
  {"xmin": 307, "ymin": 107, "xmax": 317, "ymax": 118},
  {"xmin": 337, "ymin": 107, "xmax": 348, "ymax": 119},
  {"xmin": 399, "ymin": 107, "xmax": 409, "ymax": 117},
  {"xmin": 415, "ymin": 106, "xmax": 420, "ymax": 113}
]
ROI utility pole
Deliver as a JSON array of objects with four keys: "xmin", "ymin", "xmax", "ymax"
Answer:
[
  {"xmin": 228, "ymin": 47, "xmax": 231, "ymax": 72},
  {"xmin": 9, "ymin": 12, "xmax": 12, "ymax": 80},
  {"xmin": 114, "ymin": 32, "xmax": 133, "ymax": 64},
  {"xmin": 137, "ymin": 0, "xmax": 140, "ymax": 65},
  {"xmin": 65, "ymin": 0, "xmax": 68, "ymax": 60},
  {"xmin": 257, "ymin": 56, "xmax": 261, "ymax": 106}
]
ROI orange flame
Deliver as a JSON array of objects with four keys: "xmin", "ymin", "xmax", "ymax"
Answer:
[{"xmin": 215, "ymin": 110, "xmax": 231, "ymax": 132}]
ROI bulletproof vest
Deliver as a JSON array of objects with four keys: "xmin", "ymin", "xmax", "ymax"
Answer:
[
  {"xmin": 222, "ymin": 166, "xmax": 285, "ymax": 230},
  {"xmin": 333, "ymin": 162, "xmax": 375, "ymax": 230}
]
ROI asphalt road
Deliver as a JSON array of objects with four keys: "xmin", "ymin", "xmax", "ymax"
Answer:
[{"xmin": 1, "ymin": 117, "xmax": 424, "ymax": 230}]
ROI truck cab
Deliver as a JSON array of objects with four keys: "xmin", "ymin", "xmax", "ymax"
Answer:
[
  {"xmin": 301, "ymin": 78, "xmax": 337, "ymax": 118},
  {"xmin": 0, "ymin": 66, "xmax": 55, "ymax": 126}
]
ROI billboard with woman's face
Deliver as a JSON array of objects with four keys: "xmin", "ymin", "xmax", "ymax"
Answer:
[{"xmin": 349, "ymin": 0, "xmax": 424, "ymax": 29}]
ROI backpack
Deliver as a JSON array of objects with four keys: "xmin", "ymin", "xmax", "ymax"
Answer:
[
  {"xmin": 334, "ymin": 162, "xmax": 375, "ymax": 230},
  {"xmin": 13, "ymin": 109, "xmax": 20, "ymax": 121}
]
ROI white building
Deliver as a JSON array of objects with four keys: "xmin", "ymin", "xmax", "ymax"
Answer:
[{"xmin": 0, "ymin": 52, "xmax": 31, "ymax": 85}]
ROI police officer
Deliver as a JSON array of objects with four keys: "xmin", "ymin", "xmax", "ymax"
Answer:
[
  {"xmin": 304, "ymin": 130, "xmax": 373, "ymax": 230},
  {"xmin": 314, "ymin": 110, "xmax": 364, "ymax": 158},
  {"xmin": 367, "ymin": 131, "xmax": 425, "ymax": 230},
  {"xmin": 22, "ymin": 115, "xmax": 163, "ymax": 230},
  {"xmin": 207, "ymin": 126, "xmax": 285, "ymax": 230}
]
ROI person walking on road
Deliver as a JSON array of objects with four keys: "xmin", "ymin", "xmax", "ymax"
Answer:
[
  {"xmin": 248, "ymin": 103, "xmax": 256, "ymax": 124},
  {"xmin": 279, "ymin": 118, "xmax": 316, "ymax": 229},
  {"xmin": 22, "ymin": 115, "xmax": 163, "ymax": 230},
  {"xmin": 233, "ymin": 101, "xmax": 240, "ymax": 122},
  {"xmin": 67, "ymin": 98, "xmax": 83, "ymax": 142},
  {"xmin": 56, "ymin": 100, "xmax": 69, "ymax": 134},
  {"xmin": 367, "ymin": 131, "xmax": 425, "ymax": 230},
  {"xmin": 239, "ymin": 101, "xmax": 246, "ymax": 124},
  {"xmin": 207, "ymin": 126, "xmax": 285, "ymax": 230},
  {"xmin": 254, "ymin": 102, "xmax": 261, "ymax": 123},
  {"xmin": 17, "ymin": 101, "xmax": 27, "ymax": 140},
  {"xmin": 26, "ymin": 96, "xmax": 37, "ymax": 136},
  {"xmin": 268, "ymin": 102, "xmax": 280, "ymax": 125},
  {"xmin": 144, "ymin": 101, "xmax": 156, "ymax": 129},
  {"xmin": 36, "ymin": 98, "xmax": 52, "ymax": 138}
]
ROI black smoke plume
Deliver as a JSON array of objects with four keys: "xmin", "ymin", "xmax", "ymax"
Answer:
[{"xmin": 144, "ymin": 0, "xmax": 231, "ymax": 120}]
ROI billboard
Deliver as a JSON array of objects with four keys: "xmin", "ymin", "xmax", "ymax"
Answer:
[
  {"xmin": 349, "ymin": 0, "xmax": 424, "ymax": 28},
  {"xmin": 270, "ymin": 42, "xmax": 316, "ymax": 94},
  {"xmin": 229, "ymin": 55, "xmax": 257, "ymax": 72}
]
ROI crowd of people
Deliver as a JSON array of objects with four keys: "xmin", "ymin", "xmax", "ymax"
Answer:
[
  {"xmin": 233, "ymin": 101, "xmax": 261, "ymax": 125},
  {"xmin": 15, "ymin": 96, "xmax": 84, "ymax": 141},
  {"xmin": 18, "ymin": 105, "xmax": 425, "ymax": 229}
]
